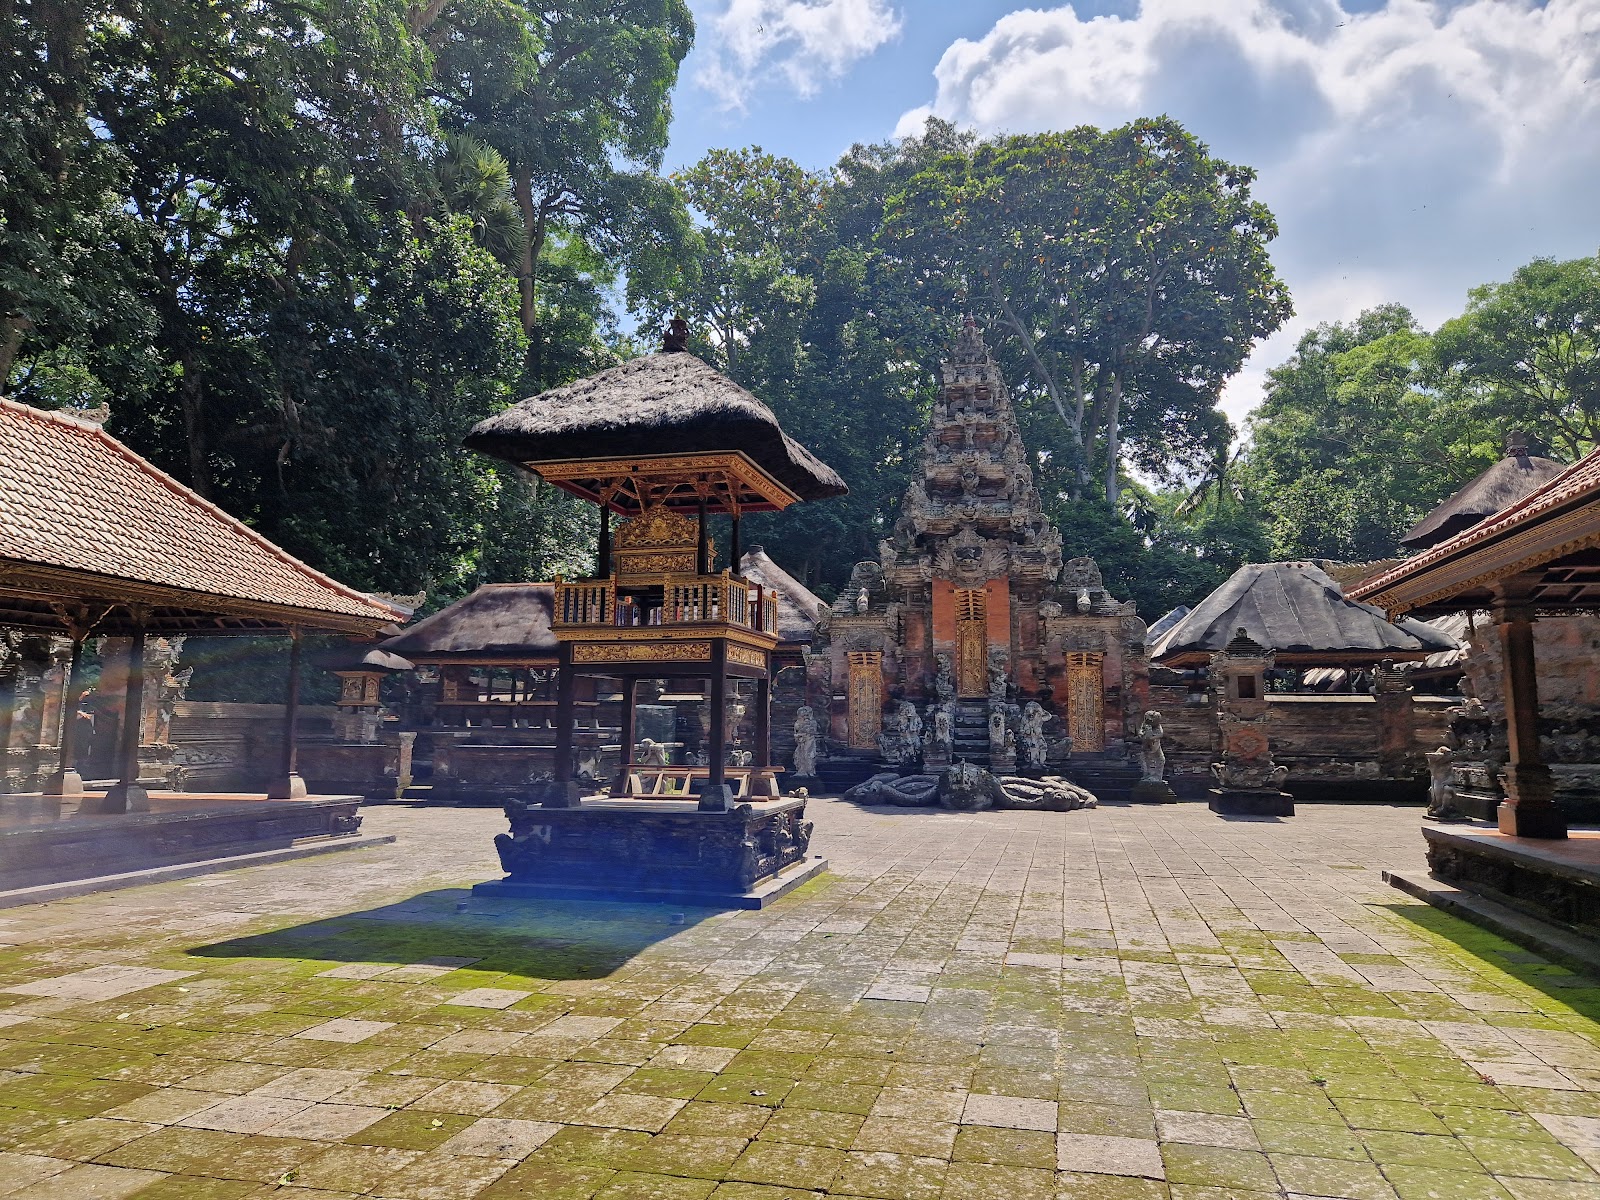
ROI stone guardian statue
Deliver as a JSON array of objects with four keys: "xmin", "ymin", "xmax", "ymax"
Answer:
[{"xmin": 793, "ymin": 706, "xmax": 821, "ymax": 780}]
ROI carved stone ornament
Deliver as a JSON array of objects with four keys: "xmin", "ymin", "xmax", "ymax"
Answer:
[
  {"xmin": 1060, "ymin": 557, "xmax": 1104, "ymax": 589},
  {"xmin": 932, "ymin": 525, "xmax": 1010, "ymax": 583}
]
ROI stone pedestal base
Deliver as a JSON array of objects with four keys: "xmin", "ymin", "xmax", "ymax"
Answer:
[
  {"xmin": 481, "ymin": 796, "xmax": 817, "ymax": 908},
  {"xmin": 1208, "ymin": 788, "xmax": 1294, "ymax": 817},
  {"xmin": 532, "ymin": 780, "xmax": 584, "ymax": 809},
  {"xmin": 39, "ymin": 769, "xmax": 83, "ymax": 798},
  {"xmin": 1130, "ymin": 780, "xmax": 1177, "ymax": 804},
  {"xmin": 85, "ymin": 784, "xmax": 150, "ymax": 814},
  {"xmin": 1497, "ymin": 801, "xmax": 1568, "ymax": 839},
  {"xmin": 698, "ymin": 784, "xmax": 736, "ymax": 813},
  {"xmin": 266, "ymin": 772, "xmax": 308, "ymax": 800}
]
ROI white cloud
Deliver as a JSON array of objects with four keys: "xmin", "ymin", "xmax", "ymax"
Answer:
[
  {"xmin": 898, "ymin": 0, "xmax": 1600, "ymax": 425},
  {"xmin": 696, "ymin": 0, "xmax": 904, "ymax": 109}
]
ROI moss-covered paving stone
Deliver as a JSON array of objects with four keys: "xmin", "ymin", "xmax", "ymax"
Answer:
[{"xmin": 6, "ymin": 801, "xmax": 1600, "ymax": 1198}]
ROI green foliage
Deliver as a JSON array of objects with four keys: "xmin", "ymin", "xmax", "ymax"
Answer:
[
  {"xmin": 1433, "ymin": 255, "xmax": 1600, "ymax": 461},
  {"xmin": 4, "ymin": 0, "xmax": 693, "ymax": 603},
  {"xmin": 1242, "ymin": 254, "xmax": 1600, "ymax": 564},
  {"xmin": 879, "ymin": 117, "xmax": 1293, "ymax": 504}
]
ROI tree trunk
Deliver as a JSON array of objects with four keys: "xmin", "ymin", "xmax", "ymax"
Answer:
[
  {"xmin": 0, "ymin": 317, "xmax": 27, "ymax": 390},
  {"xmin": 178, "ymin": 351, "xmax": 213, "ymax": 499},
  {"xmin": 1103, "ymin": 373, "xmax": 1124, "ymax": 506},
  {"xmin": 513, "ymin": 167, "xmax": 543, "ymax": 336}
]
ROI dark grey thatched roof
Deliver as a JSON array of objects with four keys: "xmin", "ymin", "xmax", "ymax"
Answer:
[
  {"xmin": 1149, "ymin": 561, "xmax": 1461, "ymax": 666},
  {"xmin": 740, "ymin": 546, "xmax": 825, "ymax": 645},
  {"xmin": 379, "ymin": 584, "xmax": 556, "ymax": 660},
  {"xmin": 1145, "ymin": 605, "xmax": 1190, "ymax": 647},
  {"xmin": 1401, "ymin": 450, "xmax": 1566, "ymax": 550},
  {"xmin": 465, "ymin": 352, "xmax": 847, "ymax": 504}
]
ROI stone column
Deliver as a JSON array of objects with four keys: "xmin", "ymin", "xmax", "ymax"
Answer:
[
  {"xmin": 1373, "ymin": 660, "xmax": 1419, "ymax": 781},
  {"xmin": 41, "ymin": 633, "xmax": 86, "ymax": 797},
  {"xmin": 1492, "ymin": 578, "xmax": 1565, "ymax": 838},
  {"xmin": 267, "ymin": 628, "xmax": 307, "ymax": 799},
  {"xmin": 95, "ymin": 621, "xmax": 150, "ymax": 813}
]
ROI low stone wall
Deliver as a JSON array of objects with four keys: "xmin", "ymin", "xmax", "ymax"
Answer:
[{"xmin": 169, "ymin": 702, "xmax": 339, "ymax": 791}]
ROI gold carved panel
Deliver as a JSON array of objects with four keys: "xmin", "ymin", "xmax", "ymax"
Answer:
[
  {"xmin": 615, "ymin": 504, "xmax": 698, "ymax": 550},
  {"xmin": 616, "ymin": 550, "xmax": 697, "ymax": 575},
  {"xmin": 847, "ymin": 651, "xmax": 883, "ymax": 750},
  {"xmin": 726, "ymin": 644, "xmax": 768, "ymax": 669},
  {"xmin": 572, "ymin": 641, "xmax": 712, "ymax": 664},
  {"xmin": 1065, "ymin": 651, "xmax": 1104, "ymax": 752},
  {"xmin": 955, "ymin": 588, "xmax": 987, "ymax": 698}
]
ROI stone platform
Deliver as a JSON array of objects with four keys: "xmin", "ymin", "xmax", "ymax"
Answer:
[
  {"xmin": 1208, "ymin": 787, "xmax": 1295, "ymax": 817},
  {"xmin": 0, "ymin": 792, "xmax": 383, "ymax": 897},
  {"xmin": 474, "ymin": 794, "xmax": 824, "ymax": 909},
  {"xmin": 1417, "ymin": 824, "xmax": 1600, "ymax": 942}
]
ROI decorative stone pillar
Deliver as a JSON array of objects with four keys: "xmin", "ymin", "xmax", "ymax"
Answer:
[
  {"xmin": 1206, "ymin": 630, "xmax": 1293, "ymax": 817},
  {"xmin": 1492, "ymin": 578, "xmax": 1565, "ymax": 838},
  {"xmin": 333, "ymin": 668, "xmax": 387, "ymax": 744},
  {"xmin": 1373, "ymin": 660, "xmax": 1420, "ymax": 781}
]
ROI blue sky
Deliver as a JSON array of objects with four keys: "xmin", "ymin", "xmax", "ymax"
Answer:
[{"xmin": 658, "ymin": 0, "xmax": 1600, "ymax": 424}]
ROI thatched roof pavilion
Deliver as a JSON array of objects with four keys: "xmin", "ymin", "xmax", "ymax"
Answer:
[
  {"xmin": 1150, "ymin": 561, "xmax": 1459, "ymax": 668},
  {"xmin": 465, "ymin": 351, "xmax": 847, "ymax": 515},
  {"xmin": 1400, "ymin": 434, "xmax": 1566, "ymax": 551},
  {"xmin": 380, "ymin": 584, "xmax": 556, "ymax": 662},
  {"xmin": 737, "ymin": 547, "xmax": 824, "ymax": 647}
]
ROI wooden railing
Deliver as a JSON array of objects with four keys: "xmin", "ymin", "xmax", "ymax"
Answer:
[{"xmin": 554, "ymin": 571, "xmax": 779, "ymax": 635}]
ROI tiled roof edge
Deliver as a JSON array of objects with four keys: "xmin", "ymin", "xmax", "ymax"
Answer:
[{"xmin": 1, "ymin": 397, "xmax": 406, "ymax": 623}]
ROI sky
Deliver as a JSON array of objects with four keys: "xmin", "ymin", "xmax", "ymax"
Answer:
[{"xmin": 663, "ymin": 0, "xmax": 1600, "ymax": 429}]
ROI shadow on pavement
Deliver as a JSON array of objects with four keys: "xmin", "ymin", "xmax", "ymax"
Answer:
[
  {"xmin": 1381, "ymin": 900, "xmax": 1600, "ymax": 1023},
  {"xmin": 189, "ymin": 887, "xmax": 715, "ymax": 982}
]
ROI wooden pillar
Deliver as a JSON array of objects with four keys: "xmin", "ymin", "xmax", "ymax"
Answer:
[
  {"xmin": 597, "ymin": 506, "xmax": 612, "ymax": 580},
  {"xmin": 699, "ymin": 642, "xmax": 733, "ymax": 811},
  {"xmin": 730, "ymin": 511, "xmax": 742, "ymax": 575},
  {"xmin": 696, "ymin": 498, "xmax": 710, "ymax": 576},
  {"xmin": 613, "ymin": 678, "xmax": 637, "ymax": 796},
  {"xmin": 41, "ymin": 634, "xmax": 86, "ymax": 797},
  {"xmin": 554, "ymin": 643, "xmax": 575, "ymax": 783},
  {"xmin": 754, "ymin": 672, "xmax": 771, "ymax": 769},
  {"xmin": 267, "ymin": 629, "xmax": 307, "ymax": 799},
  {"xmin": 99, "ymin": 623, "xmax": 150, "ymax": 813},
  {"xmin": 1493, "ymin": 577, "xmax": 1565, "ymax": 838},
  {"xmin": 0, "ymin": 658, "xmax": 17, "ymax": 795}
]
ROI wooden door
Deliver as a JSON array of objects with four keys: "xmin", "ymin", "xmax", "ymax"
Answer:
[
  {"xmin": 1065, "ymin": 651, "xmax": 1104, "ymax": 752},
  {"xmin": 847, "ymin": 651, "xmax": 883, "ymax": 750},
  {"xmin": 955, "ymin": 589, "xmax": 987, "ymax": 697}
]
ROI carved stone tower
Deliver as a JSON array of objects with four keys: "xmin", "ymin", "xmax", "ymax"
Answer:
[{"xmin": 812, "ymin": 320, "xmax": 1150, "ymax": 773}]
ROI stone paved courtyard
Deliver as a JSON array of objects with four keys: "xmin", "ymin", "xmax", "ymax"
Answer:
[{"xmin": 3, "ymin": 799, "xmax": 1600, "ymax": 1199}]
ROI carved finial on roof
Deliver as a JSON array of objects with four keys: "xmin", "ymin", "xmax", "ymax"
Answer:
[{"xmin": 663, "ymin": 317, "xmax": 689, "ymax": 353}]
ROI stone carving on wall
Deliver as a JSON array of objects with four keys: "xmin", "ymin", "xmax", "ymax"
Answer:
[
  {"xmin": 933, "ymin": 652, "xmax": 955, "ymax": 703},
  {"xmin": 878, "ymin": 699, "xmax": 924, "ymax": 767},
  {"xmin": 932, "ymin": 526, "xmax": 1010, "ymax": 583},
  {"xmin": 924, "ymin": 702, "xmax": 954, "ymax": 766}
]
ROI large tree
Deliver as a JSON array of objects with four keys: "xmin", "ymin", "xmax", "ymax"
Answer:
[
  {"xmin": 1432, "ymin": 254, "xmax": 1600, "ymax": 461},
  {"xmin": 879, "ymin": 117, "xmax": 1292, "ymax": 504}
]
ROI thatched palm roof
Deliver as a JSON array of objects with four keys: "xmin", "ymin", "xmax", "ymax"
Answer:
[
  {"xmin": 739, "ymin": 546, "xmax": 825, "ymax": 646},
  {"xmin": 465, "ymin": 352, "xmax": 847, "ymax": 506},
  {"xmin": 1401, "ymin": 448, "xmax": 1566, "ymax": 550},
  {"xmin": 1150, "ymin": 561, "xmax": 1460, "ymax": 667},
  {"xmin": 379, "ymin": 584, "xmax": 556, "ymax": 660}
]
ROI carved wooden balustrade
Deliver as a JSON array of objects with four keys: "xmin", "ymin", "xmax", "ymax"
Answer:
[{"xmin": 554, "ymin": 571, "xmax": 778, "ymax": 637}]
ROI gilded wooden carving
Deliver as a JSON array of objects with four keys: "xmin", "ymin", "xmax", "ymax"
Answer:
[
  {"xmin": 955, "ymin": 588, "xmax": 987, "ymax": 697},
  {"xmin": 572, "ymin": 641, "xmax": 713, "ymax": 664},
  {"xmin": 1065, "ymin": 651, "xmax": 1104, "ymax": 752},
  {"xmin": 726, "ymin": 644, "xmax": 767, "ymax": 669},
  {"xmin": 847, "ymin": 651, "xmax": 883, "ymax": 750}
]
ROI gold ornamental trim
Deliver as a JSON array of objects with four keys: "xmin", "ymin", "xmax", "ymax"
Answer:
[
  {"xmin": 616, "ymin": 550, "xmax": 697, "ymax": 575},
  {"xmin": 530, "ymin": 452, "xmax": 801, "ymax": 513},
  {"xmin": 556, "ymin": 624, "xmax": 778, "ymax": 652},
  {"xmin": 614, "ymin": 505, "xmax": 699, "ymax": 550},
  {"xmin": 726, "ymin": 644, "xmax": 768, "ymax": 669},
  {"xmin": 572, "ymin": 641, "xmax": 713, "ymax": 664}
]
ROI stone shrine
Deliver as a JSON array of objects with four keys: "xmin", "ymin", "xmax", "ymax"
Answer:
[{"xmin": 812, "ymin": 320, "xmax": 1148, "ymax": 780}]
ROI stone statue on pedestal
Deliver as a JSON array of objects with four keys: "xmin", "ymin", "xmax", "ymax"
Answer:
[
  {"xmin": 1018, "ymin": 701, "xmax": 1051, "ymax": 771},
  {"xmin": 1425, "ymin": 745, "xmax": 1466, "ymax": 822},
  {"xmin": 877, "ymin": 699, "xmax": 924, "ymax": 767},
  {"xmin": 1130, "ymin": 709, "xmax": 1177, "ymax": 803},
  {"xmin": 793, "ymin": 706, "xmax": 820, "ymax": 779},
  {"xmin": 924, "ymin": 702, "xmax": 954, "ymax": 767}
]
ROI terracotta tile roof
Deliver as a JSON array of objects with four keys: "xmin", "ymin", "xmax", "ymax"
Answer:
[
  {"xmin": 1352, "ymin": 445, "xmax": 1600, "ymax": 603},
  {"xmin": 0, "ymin": 398, "xmax": 404, "ymax": 626}
]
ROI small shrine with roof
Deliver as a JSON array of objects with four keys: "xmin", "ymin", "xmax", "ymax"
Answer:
[{"xmin": 812, "ymin": 320, "xmax": 1150, "ymax": 775}]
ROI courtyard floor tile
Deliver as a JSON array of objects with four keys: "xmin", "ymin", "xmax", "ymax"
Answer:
[{"xmin": 3, "ymin": 799, "xmax": 1600, "ymax": 1198}]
